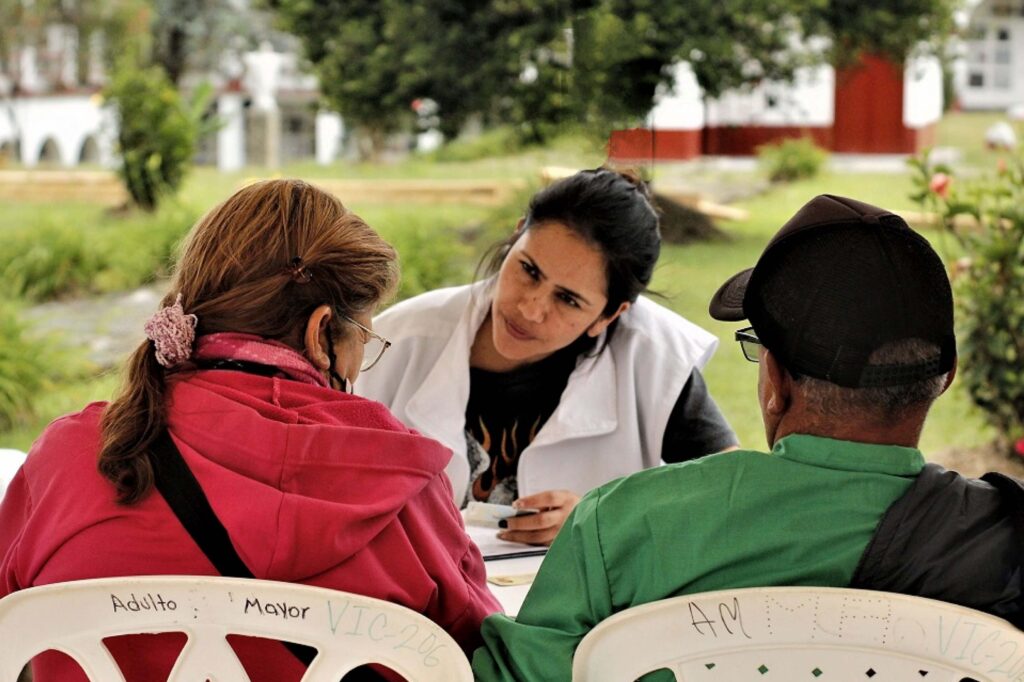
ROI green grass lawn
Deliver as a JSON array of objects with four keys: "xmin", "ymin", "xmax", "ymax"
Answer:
[
  {"xmin": 0, "ymin": 117, "xmax": 1003, "ymax": 454},
  {"xmin": 935, "ymin": 110, "xmax": 1020, "ymax": 171}
]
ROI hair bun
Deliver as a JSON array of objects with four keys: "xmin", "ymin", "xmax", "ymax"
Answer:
[{"xmin": 597, "ymin": 165, "xmax": 653, "ymax": 202}]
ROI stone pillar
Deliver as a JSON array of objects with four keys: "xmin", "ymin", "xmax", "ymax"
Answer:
[
  {"xmin": 217, "ymin": 93, "xmax": 245, "ymax": 172},
  {"xmin": 315, "ymin": 110, "xmax": 343, "ymax": 165},
  {"xmin": 87, "ymin": 31, "xmax": 106, "ymax": 86},
  {"xmin": 48, "ymin": 24, "xmax": 78, "ymax": 88},
  {"xmin": 243, "ymin": 42, "xmax": 284, "ymax": 169},
  {"xmin": 246, "ymin": 108, "xmax": 281, "ymax": 169},
  {"xmin": 18, "ymin": 46, "xmax": 43, "ymax": 94}
]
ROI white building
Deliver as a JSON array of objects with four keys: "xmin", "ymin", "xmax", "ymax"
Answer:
[
  {"xmin": 960, "ymin": 0, "xmax": 1024, "ymax": 109},
  {"xmin": 0, "ymin": 20, "xmax": 117, "ymax": 167},
  {"xmin": 0, "ymin": 14, "xmax": 344, "ymax": 171}
]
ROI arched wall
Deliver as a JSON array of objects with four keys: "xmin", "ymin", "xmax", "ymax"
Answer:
[
  {"xmin": 78, "ymin": 135, "xmax": 100, "ymax": 164},
  {"xmin": 15, "ymin": 94, "xmax": 114, "ymax": 167},
  {"xmin": 0, "ymin": 140, "xmax": 18, "ymax": 162},
  {"xmin": 37, "ymin": 137, "xmax": 61, "ymax": 164}
]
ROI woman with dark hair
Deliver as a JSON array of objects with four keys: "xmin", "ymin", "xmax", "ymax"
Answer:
[
  {"xmin": 359, "ymin": 168, "xmax": 737, "ymax": 545},
  {"xmin": 0, "ymin": 179, "xmax": 499, "ymax": 681}
]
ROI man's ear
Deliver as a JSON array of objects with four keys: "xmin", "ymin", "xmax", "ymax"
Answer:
[
  {"xmin": 939, "ymin": 356, "xmax": 958, "ymax": 395},
  {"xmin": 303, "ymin": 304, "xmax": 333, "ymax": 370},
  {"xmin": 763, "ymin": 349, "xmax": 792, "ymax": 414},
  {"xmin": 586, "ymin": 301, "xmax": 631, "ymax": 338}
]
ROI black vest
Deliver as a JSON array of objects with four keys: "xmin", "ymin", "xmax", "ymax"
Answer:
[{"xmin": 852, "ymin": 463, "xmax": 1024, "ymax": 628}]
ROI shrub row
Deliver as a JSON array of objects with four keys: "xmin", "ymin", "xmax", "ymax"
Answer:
[
  {"xmin": 757, "ymin": 137, "xmax": 828, "ymax": 183},
  {"xmin": 0, "ymin": 300, "xmax": 78, "ymax": 432},
  {"xmin": 0, "ymin": 204, "xmax": 196, "ymax": 302}
]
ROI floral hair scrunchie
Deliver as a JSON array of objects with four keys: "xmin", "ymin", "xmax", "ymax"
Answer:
[{"xmin": 144, "ymin": 293, "xmax": 198, "ymax": 367}]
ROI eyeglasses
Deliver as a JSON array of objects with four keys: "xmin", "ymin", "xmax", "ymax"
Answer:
[
  {"xmin": 343, "ymin": 315, "xmax": 392, "ymax": 371},
  {"xmin": 735, "ymin": 326, "xmax": 762, "ymax": 363}
]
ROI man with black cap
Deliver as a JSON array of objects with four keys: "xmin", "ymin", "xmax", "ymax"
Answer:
[{"xmin": 473, "ymin": 194, "xmax": 1024, "ymax": 682}]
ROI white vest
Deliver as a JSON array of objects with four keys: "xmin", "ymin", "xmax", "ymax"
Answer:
[{"xmin": 357, "ymin": 283, "xmax": 720, "ymax": 503}]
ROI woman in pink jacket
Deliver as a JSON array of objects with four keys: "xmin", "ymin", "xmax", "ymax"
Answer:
[{"xmin": 0, "ymin": 179, "xmax": 499, "ymax": 680}]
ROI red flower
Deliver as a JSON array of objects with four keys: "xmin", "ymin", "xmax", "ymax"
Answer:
[
  {"xmin": 997, "ymin": 158, "xmax": 1008, "ymax": 175},
  {"xmin": 1015, "ymin": 438, "xmax": 1024, "ymax": 458},
  {"xmin": 929, "ymin": 172, "xmax": 951, "ymax": 198}
]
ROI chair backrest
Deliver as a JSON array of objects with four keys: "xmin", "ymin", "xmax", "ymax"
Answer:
[
  {"xmin": 0, "ymin": 449, "xmax": 26, "ymax": 499},
  {"xmin": 572, "ymin": 586, "xmax": 1024, "ymax": 681},
  {"xmin": 0, "ymin": 575, "xmax": 473, "ymax": 682}
]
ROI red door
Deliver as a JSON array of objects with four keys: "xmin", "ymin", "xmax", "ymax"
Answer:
[{"xmin": 833, "ymin": 54, "xmax": 916, "ymax": 153}]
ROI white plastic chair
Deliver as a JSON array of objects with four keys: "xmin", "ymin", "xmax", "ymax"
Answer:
[
  {"xmin": 572, "ymin": 586, "xmax": 1024, "ymax": 681},
  {"xmin": 0, "ymin": 575, "xmax": 473, "ymax": 682},
  {"xmin": 0, "ymin": 449, "xmax": 26, "ymax": 500}
]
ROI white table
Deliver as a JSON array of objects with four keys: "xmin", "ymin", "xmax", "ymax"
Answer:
[
  {"xmin": 484, "ymin": 554, "xmax": 545, "ymax": 617},
  {"xmin": 465, "ymin": 524, "xmax": 547, "ymax": 616}
]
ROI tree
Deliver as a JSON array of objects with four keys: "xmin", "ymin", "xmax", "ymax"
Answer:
[
  {"xmin": 105, "ymin": 60, "xmax": 211, "ymax": 210},
  {"xmin": 267, "ymin": 0, "xmax": 956, "ymax": 147},
  {"xmin": 563, "ymin": 0, "xmax": 823, "ymax": 135},
  {"xmin": 151, "ymin": 0, "xmax": 266, "ymax": 85},
  {"xmin": 268, "ymin": 0, "xmax": 576, "ymax": 149},
  {"xmin": 808, "ymin": 0, "xmax": 958, "ymax": 67},
  {"xmin": 268, "ymin": 0, "xmax": 412, "ymax": 151}
]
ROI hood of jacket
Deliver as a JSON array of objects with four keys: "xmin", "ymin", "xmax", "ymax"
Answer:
[
  {"xmin": 851, "ymin": 463, "xmax": 1024, "ymax": 627},
  {"xmin": 166, "ymin": 369, "xmax": 453, "ymax": 582}
]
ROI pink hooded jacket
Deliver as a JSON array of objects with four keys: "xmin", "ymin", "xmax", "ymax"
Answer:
[{"xmin": 0, "ymin": 369, "xmax": 499, "ymax": 680}]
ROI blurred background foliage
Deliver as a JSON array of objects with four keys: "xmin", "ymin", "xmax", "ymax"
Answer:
[
  {"xmin": 910, "ymin": 149, "xmax": 1024, "ymax": 451},
  {"xmin": 267, "ymin": 0, "xmax": 956, "ymax": 152}
]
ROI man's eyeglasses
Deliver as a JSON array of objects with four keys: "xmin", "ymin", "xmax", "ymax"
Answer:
[
  {"xmin": 343, "ymin": 315, "xmax": 392, "ymax": 371},
  {"xmin": 735, "ymin": 326, "xmax": 762, "ymax": 363}
]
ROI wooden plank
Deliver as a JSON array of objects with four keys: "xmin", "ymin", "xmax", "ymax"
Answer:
[
  {"xmin": 0, "ymin": 170, "xmax": 127, "ymax": 206},
  {"xmin": 0, "ymin": 172, "xmax": 530, "ymax": 208}
]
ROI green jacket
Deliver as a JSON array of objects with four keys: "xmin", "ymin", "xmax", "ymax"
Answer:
[{"xmin": 472, "ymin": 434, "xmax": 925, "ymax": 681}]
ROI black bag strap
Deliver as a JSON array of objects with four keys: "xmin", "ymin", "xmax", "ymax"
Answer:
[
  {"xmin": 150, "ymin": 431, "xmax": 316, "ymax": 666},
  {"xmin": 151, "ymin": 433, "xmax": 256, "ymax": 579}
]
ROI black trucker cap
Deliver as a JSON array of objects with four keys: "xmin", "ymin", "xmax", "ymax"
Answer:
[{"xmin": 709, "ymin": 194, "xmax": 956, "ymax": 388}]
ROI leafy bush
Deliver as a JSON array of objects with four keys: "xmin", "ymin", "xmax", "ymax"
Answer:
[
  {"xmin": 427, "ymin": 126, "xmax": 526, "ymax": 163},
  {"xmin": 376, "ymin": 187, "xmax": 542, "ymax": 304},
  {"xmin": 388, "ymin": 222, "xmax": 473, "ymax": 301},
  {"xmin": 0, "ymin": 205, "xmax": 196, "ymax": 302},
  {"xmin": 90, "ymin": 203, "xmax": 196, "ymax": 292},
  {"xmin": 0, "ymin": 301, "xmax": 56, "ymax": 431},
  {"xmin": 1, "ymin": 223, "xmax": 101, "ymax": 301},
  {"xmin": 909, "ymin": 150, "xmax": 1024, "ymax": 452},
  {"xmin": 105, "ymin": 61, "xmax": 211, "ymax": 210},
  {"xmin": 757, "ymin": 137, "xmax": 828, "ymax": 183},
  {"xmin": 476, "ymin": 183, "xmax": 538, "ymax": 245}
]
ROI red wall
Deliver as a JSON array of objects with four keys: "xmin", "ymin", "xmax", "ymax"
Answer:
[
  {"xmin": 701, "ymin": 126, "xmax": 833, "ymax": 156},
  {"xmin": 607, "ymin": 128, "xmax": 702, "ymax": 162}
]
